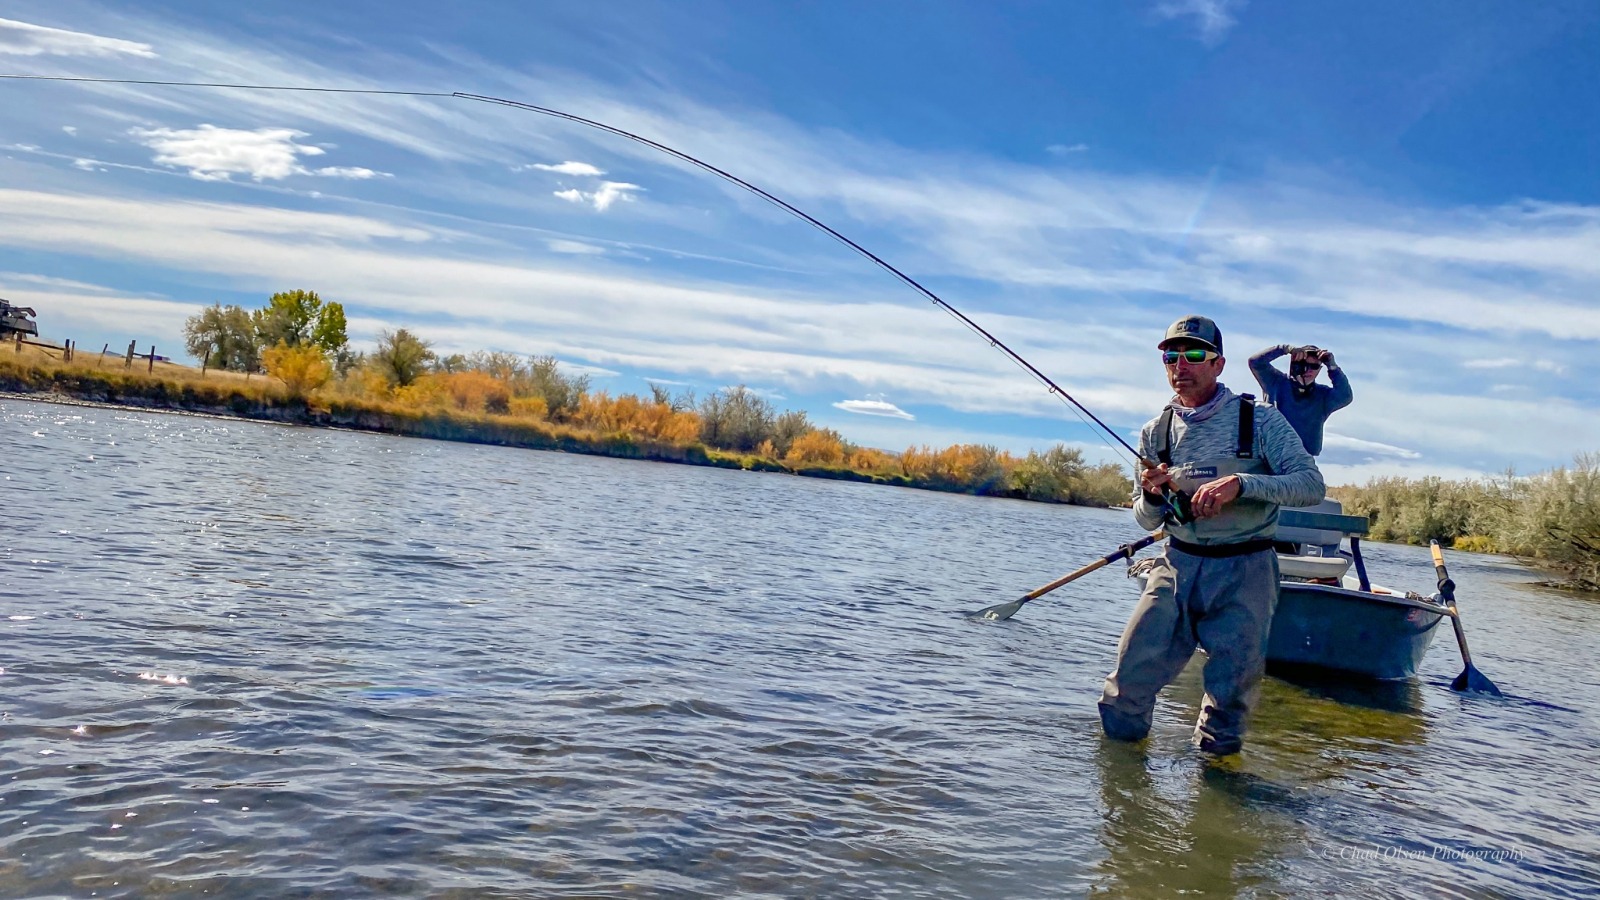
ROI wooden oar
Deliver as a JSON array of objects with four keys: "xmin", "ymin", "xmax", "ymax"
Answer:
[
  {"xmin": 974, "ymin": 531, "xmax": 1165, "ymax": 621},
  {"xmin": 1429, "ymin": 540, "xmax": 1503, "ymax": 696}
]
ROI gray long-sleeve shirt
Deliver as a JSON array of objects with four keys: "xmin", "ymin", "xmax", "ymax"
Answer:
[
  {"xmin": 1248, "ymin": 345, "xmax": 1353, "ymax": 456},
  {"xmin": 1132, "ymin": 388, "xmax": 1326, "ymax": 544}
]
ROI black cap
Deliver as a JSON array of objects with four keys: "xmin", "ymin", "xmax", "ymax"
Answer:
[{"xmin": 1158, "ymin": 315, "xmax": 1223, "ymax": 354}]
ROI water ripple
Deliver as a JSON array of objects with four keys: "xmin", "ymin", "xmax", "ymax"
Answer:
[{"xmin": 2, "ymin": 397, "xmax": 1598, "ymax": 898}]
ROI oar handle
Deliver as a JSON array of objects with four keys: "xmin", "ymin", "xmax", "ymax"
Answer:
[
  {"xmin": 1429, "ymin": 540, "xmax": 1456, "ymax": 599},
  {"xmin": 1023, "ymin": 530, "xmax": 1164, "ymax": 601}
]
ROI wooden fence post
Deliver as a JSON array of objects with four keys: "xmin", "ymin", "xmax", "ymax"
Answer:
[
  {"xmin": 148, "ymin": 344, "xmax": 156, "ymax": 373},
  {"xmin": 98, "ymin": 342, "xmax": 109, "ymax": 368},
  {"xmin": 125, "ymin": 340, "xmax": 136, "ymax": 368}
]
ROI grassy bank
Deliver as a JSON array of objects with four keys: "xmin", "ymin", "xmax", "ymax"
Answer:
[
  {"xmin": 0, "ymin": 349, "xmax": 1128, "ymax": 505},
  {"xmin": 1331, "ymin": 462, "xmax": 1600, "ymax": 591}
]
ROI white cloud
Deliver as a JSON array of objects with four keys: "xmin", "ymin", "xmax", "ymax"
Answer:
[
  {"xmin": 833, "ymin": 399, "xmax": 915, "ymax": 421},
  {"xmin": 71, "ymin": 158, "xmax": 104, "ymax": 172},
  {"xmin": 129, "ymin": 125, "xmax": 384, "ymax": 182},
  {"xmin": 1, "ymin": 13, "xmax": 1598, "ymax": 477},
  {"xmin": 311, "ymin": 166, "xmax": 385, "ymax": 179},
  {"xmin": 1153, "ymin": 0, "xmax": 1246, "ymax": 46},
  {"xmin": 61, "ymin": 125, "xmax": 77, "ymax": 136},
  {"xmin": 0, "ymin": 17, "xmax": 156, "ymax": 58},
  {"xmin": 592, "ymin": 181, "xmax": 642, "ymax": 211},
  {"xmin": 1321, "ymin": 433, "xmax": 1422, "ymax": 460},
  {"xmin": 1463, "ymin": 356, "xmax": 1565, "ymax": 376},
  {"xmin": 1047, "ymin": 143, "xmax": 1089, "ymax": 155},
  {"xmin": 552, "ymin": 181, "xmax": 642, "ymax": 211},
  {"xmin": 531, "ymin": 161, "xmax": 605, "ymax": 176},
  {"xmin": 547, "ymin": 239, "xmax": 606, "ymax": 255}
]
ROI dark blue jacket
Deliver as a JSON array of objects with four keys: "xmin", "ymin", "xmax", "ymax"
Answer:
[{"xmin": 1248, "ymin": 345, "xmax": 1353, "ymax": 456}]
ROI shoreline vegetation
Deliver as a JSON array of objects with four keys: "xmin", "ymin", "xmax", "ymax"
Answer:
[
  {"xmin": 1331, "ymin": 467, "xmax": 1600, "ymax": 592},
  {"xmin": 0, "ymin": 338, "xmax": 1134, "ymax": 509},
  {"xmin": 8, "ymin": 286, "xmax": 1595, "ymax": 592}
]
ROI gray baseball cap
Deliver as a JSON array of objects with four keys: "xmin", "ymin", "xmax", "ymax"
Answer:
[{"xmin": 1158, "ymin": 315, "xmax": 1223, "ymax": 354}]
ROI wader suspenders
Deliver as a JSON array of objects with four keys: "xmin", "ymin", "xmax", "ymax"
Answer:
[
  {"xmin": 1236, "ymin": 394, "xmax": 1255, "ymax": 459},
  {"xmin": 1152, "ymin": 395, "xmax": 1255, "ymax": 523},
  {"xmin": 1153, "ymin": 394, "xmax": 1255, "ymax": 464}
]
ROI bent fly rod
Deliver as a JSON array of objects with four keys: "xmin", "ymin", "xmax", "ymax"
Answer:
[{"xmin": 0, "ymin": 73, "xmax": 1148, "ymax": 466}]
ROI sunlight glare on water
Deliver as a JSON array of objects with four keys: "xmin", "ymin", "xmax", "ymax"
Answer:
[{"xmin": 2, "ymin": 398, "xmax": 1598, "ymax": 898}]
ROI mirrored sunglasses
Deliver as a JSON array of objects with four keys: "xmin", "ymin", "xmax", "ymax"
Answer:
[{"xmin": 1162, "ymin": 348, "xmax": 1219, "ymax": 365}]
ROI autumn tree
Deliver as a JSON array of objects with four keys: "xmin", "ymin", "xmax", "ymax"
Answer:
[
  {"xmin": 372, "ymin": 328, "xmax": 435, "ymax": 387},
  {"xmin": 527, "ymin": 355, "xmax": 589, "ymax": 420},
  {"xmin": 254, "ymin": 289, "xmax": 348, "ymax": 358},
  {"xmin": 183, "ymin": 303, "xmax": 259, "ymax": 373},
  {"xmin": 262, "ymin": 342, "xmax": 331, "ymax": 398},
  {"xmin": 1009, "ymin": 445, "xmax": 1089, "ymax": 502},
  {"xmin": 698, "ymin": 385, "xmax": 775, "ymax": 452},
  {"xmin": 784, "ymin": 429, "xmax": 847, "ymax": 466}
]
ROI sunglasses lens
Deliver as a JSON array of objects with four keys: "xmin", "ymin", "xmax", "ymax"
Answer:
[{"xmin": 1164, "ymin": 349, "xmax": 1213, "ymax": 364}]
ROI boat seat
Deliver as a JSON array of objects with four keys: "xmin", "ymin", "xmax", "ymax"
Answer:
[
  {"xmin": 1275, "ymin": 498, "xmax": 1368, "ymax": 546},
  {"xmin": 1277, "ymin": 553, "xmax": 1352, "ymax": 581}
]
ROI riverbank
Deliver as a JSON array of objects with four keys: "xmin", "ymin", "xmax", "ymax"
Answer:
[
  {"xmin": 0, "ymin": 351, "xmax": 1117, "ymax": 505},
  {"xmin": 1332, "ymin": 470, "xmax": 1600, "ymax": 593}
]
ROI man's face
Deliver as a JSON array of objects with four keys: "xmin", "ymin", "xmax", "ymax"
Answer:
[
  {"xmin": 1291, "ymin": 358, "xmax": 1321, "ymax": 386},
  {"xmin": 1162, "ymin": 341, "xmax": 1223, "ymax": 398}
]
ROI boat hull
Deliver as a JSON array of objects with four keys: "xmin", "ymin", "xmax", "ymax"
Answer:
[{"xmin": 1268, "ymin": 582, "xmax": 1446, "ymax": 680}]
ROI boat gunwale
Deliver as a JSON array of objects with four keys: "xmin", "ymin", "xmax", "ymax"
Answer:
[{"xmin": 1279, "ymin": 580, "xmax": 1450, "ymax": 617}]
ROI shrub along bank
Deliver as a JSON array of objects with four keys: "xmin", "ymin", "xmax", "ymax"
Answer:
[
  {"xmin": 0, "ymin": 353, "xmax": 1131, "ymax": 506},
  {"xmin": 1331, "ymin": 461, "xmax": 1600, "ymax": 591}
]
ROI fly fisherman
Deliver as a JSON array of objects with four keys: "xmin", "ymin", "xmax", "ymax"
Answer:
[
  {"xmin": 1248, "ymin": 344, "xmax": 1352, "ymax": 456},
  {"xmin": 1099, "ymin": 315, "xmax": 1325, "ymax": 756}
]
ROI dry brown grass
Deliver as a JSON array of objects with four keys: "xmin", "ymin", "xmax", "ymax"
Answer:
[{"xmin": 8, "ymin": 339, "xmax": 277, "ymax": 387}]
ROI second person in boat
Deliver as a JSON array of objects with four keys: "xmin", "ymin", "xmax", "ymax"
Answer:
[{"xmin": 1248, "ymin": 343, "xmax": 1352, "ymax": 457}]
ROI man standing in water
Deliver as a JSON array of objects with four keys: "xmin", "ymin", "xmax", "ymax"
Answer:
[
  {"xmin": 1099, "ymin": 315, "xmax": 1324, "ymax": 756},
  {"xmin": 1248, "ymin": 344, "xmax": 1352, "ymax": 456}
]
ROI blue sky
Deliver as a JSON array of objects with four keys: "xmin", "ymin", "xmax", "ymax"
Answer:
[{"xmin": 1, "ymin": 0, "xmax": 1597, "ymax": 483}]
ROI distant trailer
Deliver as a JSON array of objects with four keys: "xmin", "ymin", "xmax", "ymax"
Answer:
[{"xmin": 1, "ymin": 297, "xmax": 39, "ymax": 338}]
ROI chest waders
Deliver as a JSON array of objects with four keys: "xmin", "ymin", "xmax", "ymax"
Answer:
[{"xmin": 1100, "ymin": 396, "xmax": 1282, "ymax": 756}]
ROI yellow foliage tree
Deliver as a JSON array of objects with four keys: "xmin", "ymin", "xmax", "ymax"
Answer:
[
  {"xmin": 338, "ymin": 365, "xmax": 392, "ymax": 401},
  {"xmin": 262, "ymin": 341, "xmax": 331, "ymax": 398},
  {"xmin": 574, "ymin": 391, "xmax": 700, "ymax": 443},
  {"xmin": 393, "ymin": 373, "xmax": 450, "ymax": 408},
  {"xmin": 785, "ymin": 430, "xmax": 846, "ymax": 466},
  {"xmin": 509, "ymin": 395, "xmax": 549, "ymax": 420},
  {"xmin": 439, "ymin": 370, "xmax": 511, "ymax": 414},
  {"xmin": 847, "ymin": 447, "xmax": 899, "ymax": 473}
]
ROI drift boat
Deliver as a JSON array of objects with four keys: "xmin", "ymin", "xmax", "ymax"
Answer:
[{"xmin": 1266, "ymin": 501, "xmax": 1448, "ymax": 681}]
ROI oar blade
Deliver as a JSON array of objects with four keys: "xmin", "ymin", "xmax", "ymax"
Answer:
[
  {"xmin": 972, "ymin": 597, "xmax": 1027, "ymax": 622},
  {"xmin": 1451, "ymin": 665, "xmax": 1503, "ymax": 697}
]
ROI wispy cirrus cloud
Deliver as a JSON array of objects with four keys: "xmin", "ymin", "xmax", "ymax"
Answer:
[
  {"xmin": 1152, "ymin": 0, "xmax": 1246, "ymax": 46},
  {"xmin": 0, "ymin": 8, "xmax": 1596, "ymax": 480},
  {"xmin": 1322, "ymin": 433, "xmax": 1422, "ymax": 460},
  {"xmin": 529, "ymin": 160, "xmax": 606, "ymax": 176},
  {"xmin": 129, "ymin": 125, "xmax": 385, "ymax": 181},
  {"xmin": 834, "ymin": 399, "xmax": 915, "ymax": 421},
  {"xmin": 1463, "ymin": 357, "xmax": 1566, "ymax": 375},
  {"xmin": 546, "ymin": 238, "xmax": 606, "ymax": 255},
  {"xmin": 553, "ymin": 180, "xmax": 643, "ymax": 211},
  {"xmin": 0, "ymin": 16, "xmax": 155, "ymax": 58}
]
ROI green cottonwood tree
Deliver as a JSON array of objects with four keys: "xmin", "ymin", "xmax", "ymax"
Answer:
[
  {"xmin": 372, "ymin": 328, "xmax": 435, "ymax": 387},
  {"xmin": 254, "ymin": 290, "xmax": 349, "ymax": 358},
  {"xmin": 183, "ymin": 303, "xmax": 260, "ymax": 372}
]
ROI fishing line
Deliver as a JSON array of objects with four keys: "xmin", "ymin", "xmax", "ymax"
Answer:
[{"xmin": 0, "ymin": 73, "xmax": 1147, "ymax": 466}]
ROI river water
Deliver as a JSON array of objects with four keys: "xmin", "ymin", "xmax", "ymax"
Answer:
[{"xmin": 2, "ymin": 397, "xmax": 1597, "ymax": 898}]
